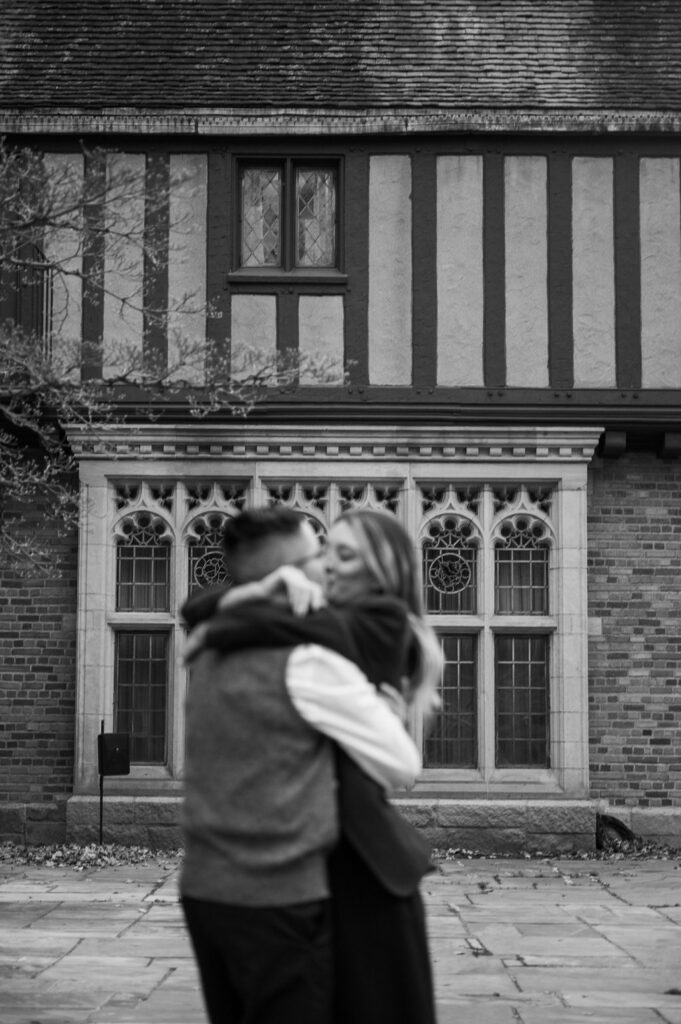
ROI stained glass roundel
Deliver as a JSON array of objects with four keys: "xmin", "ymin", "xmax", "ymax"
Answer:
[
  {"xmin": 427, "ymin": 551, "xmax": 473, "ymax": 595},
  {"xmin": 192, "ymin": 551, "xmax": 231, "ymax": 590}
]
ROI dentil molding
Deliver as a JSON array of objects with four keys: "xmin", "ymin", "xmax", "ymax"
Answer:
[{"xmin": 66, "ymin": 424, "xmax": 603, "ymax": 463}]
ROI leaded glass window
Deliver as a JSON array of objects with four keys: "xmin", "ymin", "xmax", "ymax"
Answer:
[
  {"xmin": 424, "ymin": 634, "xmax": 477, "ymax": 768},
  {"xmin": 495, "ymin": 635, "xmax": 549, "ymax": 767},
  {"xmin": 114, "ymin": 631, "xmax": 168, "ymax": 764},
  {"xmin": 422, "ymin": 516, "xmax": 478, "ymax": 613},
  {"xmin": 296, "ymin": 168, "xmax": 336, "ymax": 267},
  {"xmin": 240, "ymin": 167, "xmax": 281, "ymax": 267},
  {"xmin": 115, "ymin": 513, "xmax": 171, "ymax": 612},
  {"xmin": 239, "ymin": 160, "xmax": 338, "ymax": 271}
]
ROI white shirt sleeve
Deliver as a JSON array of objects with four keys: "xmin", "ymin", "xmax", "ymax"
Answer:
[{"xmin": 286, "ymin": 644, "xmax": 421, "ymax": 791}]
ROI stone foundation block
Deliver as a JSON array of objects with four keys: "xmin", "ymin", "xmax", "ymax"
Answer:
[
  {"xmin": 67, "ymin": 796, "xmax": 182, "ymax": 847},
  {"xmin": 134, "ymin": 798, "xmax": 182, "ymax": 826},
  {"xmin": 0, "ymin": 832, "xmax": 25, "ymax": 846},
  {"xmin": 396, "ymin": 801, "xmax": 436, "ymax": 827},
  {"xmin": 0, "ymin": 803, "xmax": 68, "ymax": 845},
  {"xmin": 67, "ymin": 797, "xmax": 102, "ymax": 829},
  {"xmin": 97, "ymin": 800, "xmax": 137, "ymax": 825},
  {"xmin": 147, "ymin": 825, "xmax": 183, "ymax": 849},
  {"xmin": 629, "ymin": 808, "xmax": 681, "ymax": 848},
  {"xmin": 451, "ymin": 827, "xmax": 529, "ymax": 854},
  {"xmin": 60, "ymin": 795, "xmax": 604, "ymax": 854},
  {"xmin": 528, "ymin": 831, "xmax": 596, "ymax": 853},
  {"xmin": 394, "ymin": 799, "xmax": 598, "ymax": 854},
  {"xmin": 526, "ymin": 802, "xmax": 596, "ymax": 835},
  {"xmin": 0, "ymin": 805, "xmax": 26, "ymax": 837},
  {"xmin": 103, "ymin": 825, "xmax": 152, "ymax": 847},
  {"xmin": 26, "ymin": 821, "xmax": 67, "ymax": 846},
  {"xmin": 434, "ymin": 800, "xmax": 528, "ymax": 830},
  {"xmin": 26, "ymin": 803, "xmax": 65, "ymax": 823},
  {"xmin": 413, "ymin": 827, "xmax": 460, "ymax": 850}
]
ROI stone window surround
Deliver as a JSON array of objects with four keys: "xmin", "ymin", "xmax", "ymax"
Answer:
[
  {"xmin": 416, "ymin": 482, "xmax": 555, "ymax": 778},
  {"xmin": 68, "ymin": 422, "xmax": 601, "ymax": 800}
]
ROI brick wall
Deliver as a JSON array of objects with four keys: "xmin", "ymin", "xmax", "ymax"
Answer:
[
  {"xmin": 0, "ymin": 494, "xmax": 78, "ymax": 840},
  {"xmin": 588, "ymin": 452, "xmax": 681, "ymax": 808}
]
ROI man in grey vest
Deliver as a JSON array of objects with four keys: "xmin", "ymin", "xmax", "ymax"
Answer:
[{"xmin": 180, "ymin": 508, "xmax": 420, "ymax": 1024}]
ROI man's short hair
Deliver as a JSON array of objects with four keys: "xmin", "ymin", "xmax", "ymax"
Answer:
[{"xmin": 221, "ymin": 507, "xmax": 304, "ymax": 558}]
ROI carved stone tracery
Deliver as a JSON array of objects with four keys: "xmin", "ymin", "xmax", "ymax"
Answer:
[{"xmin": 186, "ymin": 512, "xmax": 232, "ymax": 591}]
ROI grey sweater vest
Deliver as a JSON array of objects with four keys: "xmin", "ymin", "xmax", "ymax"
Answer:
[{"xmin": 180, "ymin": 645, "xmax": 338, "ymax": 907}]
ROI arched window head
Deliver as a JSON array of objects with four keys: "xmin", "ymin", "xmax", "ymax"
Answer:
[
  {"xmin": 421, "ymin": 515, "xmax": 480, "ymax": 614},
  {"xmin": 186, "ymin": 513, "xmax": 232, "ymax": 595},
  {"xmin": 115, "ymin": 512, "xmax": 172, "ymax": 612},
  {"xmin": 494, "ymin": 516, "xmax": 551, "ymax": 615}
]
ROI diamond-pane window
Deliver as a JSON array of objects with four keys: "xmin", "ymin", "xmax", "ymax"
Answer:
[
  {"xmin": 241, "ymin": 167, "xmax": 281, "ymax": 267},
  {"xmin": 296, "ymin": 168, "xmax": 336, "ymax": 267},
  {"xmin": 239, "ymin": 160, "xmax": 338, "ymax": 271}
]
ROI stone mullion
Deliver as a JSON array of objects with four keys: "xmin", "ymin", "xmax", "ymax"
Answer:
[
  {"xmin": 250, "ymin": 466, "xmax": 268, "ymax": 510},
  {"xmin": 480, "ymin": 485, "xmax": 496, "ymax": 778},
  {"xmin": 404, "ymin": 470, "xmax": 426, "ymax": 755}
]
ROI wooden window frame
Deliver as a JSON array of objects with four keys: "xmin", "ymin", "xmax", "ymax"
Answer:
[{"xmin": 230, "ymin": 156, "xmax": 346, "ymax": 283}]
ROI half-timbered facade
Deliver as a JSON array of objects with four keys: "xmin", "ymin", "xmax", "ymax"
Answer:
[{"xmin": 2, "ymin": 1, "xmax": 681, "ymax": 850}]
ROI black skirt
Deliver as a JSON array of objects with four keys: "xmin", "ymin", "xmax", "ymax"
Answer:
[{"xmin": 329, "ymin": 837, "xmax": 437, "ymax": 1024}]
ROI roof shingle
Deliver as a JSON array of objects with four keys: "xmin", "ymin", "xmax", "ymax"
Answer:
[{"xmin": 1, "ymin": 0, "xmax": 680, "ymax": 113}]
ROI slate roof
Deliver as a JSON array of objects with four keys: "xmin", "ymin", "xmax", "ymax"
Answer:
[{"xmin": 1, "ymin": 0, "xmax": 681, "ymax": 114}]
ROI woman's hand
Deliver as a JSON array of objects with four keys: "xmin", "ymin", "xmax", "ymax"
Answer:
[
  {"xmin": 216, "ymin": 579, "xmax": 267, "ymax": 611},
  {"xmin": 271, "ymin": 565, "xmax": 325, "ymax": 616},
  {"xmin": 214, "ymin": 564, "xmax": 324, "ymax": 617}
]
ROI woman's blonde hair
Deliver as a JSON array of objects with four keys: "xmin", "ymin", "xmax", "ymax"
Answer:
[{"xmin": 336, "ymin": 509, "xmax": 442, "ymax": 713}]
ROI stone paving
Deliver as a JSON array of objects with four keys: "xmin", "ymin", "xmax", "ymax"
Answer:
[{"xmin": 0, "ymin": 856, "xmax": 680, "ymax": 1023}]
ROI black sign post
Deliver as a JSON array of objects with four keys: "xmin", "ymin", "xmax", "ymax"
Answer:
[{"xmin": 97, "ymin": 720, "xmax": 130, "ymax": 844}]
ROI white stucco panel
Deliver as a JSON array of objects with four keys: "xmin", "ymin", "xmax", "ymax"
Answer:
[
  {"xmin": 640, "ymin": 158, "xmax": 681, "ymax": 388},
  {"xmin": 368, "ymin": 154, "xmax": 412, "ymax": 385},
  {"xmin": 43, "ymin": 153, "xmax": 84, "ymax": 379},
  {"xmin": 167, "ymin": 153, "xmax": 207, "ymax": 383},
  {"xmin": 230, "ymin": 293, "xmax": 277, "ymax": 379},
  {"xmin": 572, "ymin": 157, "xmax": 616, "ymax": 388},
  {"xmin": 505, "ymin": 156, "xmax": 549, "ymax": 388},
  {"xmin": 102, "ymin": 153, "xmax": 146, "ymax": 375},
  {"xmin": 436, "ymin": 155, "xmax": 484, "ymax": 386},
  {"xmin": 298, "ymin": 294, "xmax": 344, "ymax": 384}
]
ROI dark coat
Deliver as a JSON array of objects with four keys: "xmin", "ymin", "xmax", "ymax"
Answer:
[{"xmin": 181, "ymin": 590, "xmax": 433, "ymax": 896}]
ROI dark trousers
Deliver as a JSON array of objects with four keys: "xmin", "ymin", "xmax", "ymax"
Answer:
[
  {"xmin": 330, "ymin": 838, "xmax": 437, "ymax": 1024},
  {"xmin": 181, "ymin": 896, "xmax": 333, "ymax": 1024}
]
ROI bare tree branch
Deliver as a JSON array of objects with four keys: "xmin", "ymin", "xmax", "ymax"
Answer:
[{"xmin": 0, "ymin": 139, "xmax": 346, "ymax": 574}]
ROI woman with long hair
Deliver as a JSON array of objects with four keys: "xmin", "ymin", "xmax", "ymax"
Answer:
[{"xmin": 184, "ymin": 509, "xmax": 442, "ymax": 1024}]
